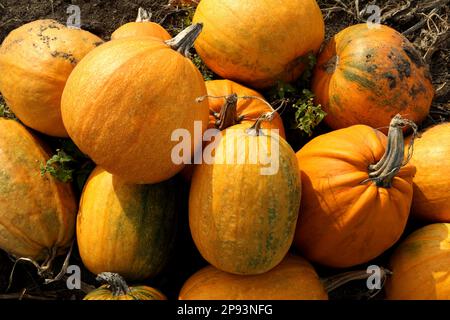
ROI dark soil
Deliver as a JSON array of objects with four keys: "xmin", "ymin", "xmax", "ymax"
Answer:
[{"xmin": 0, "ymin": 0, "xmax": 448, "ymax": 300}]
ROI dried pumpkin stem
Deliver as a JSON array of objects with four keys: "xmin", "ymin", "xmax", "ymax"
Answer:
[
  {"xmin": 165, "ymin": 23, "xmax": 203, "ymax": 57},
  {"xmin": 362, "ymin": 114, "xmax": 417, "ymax": 188},
  {"xmin": 96, "ymin": 272, "xmax": 130, "ymax": 296},
  {"xmin": 136, "ymin": 7, "xmax": 151, "ymax": 22}
]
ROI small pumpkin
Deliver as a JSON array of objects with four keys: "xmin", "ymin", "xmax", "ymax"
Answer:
[
  {"xmin": 406, "ymin": 123, "xmax": 450, "ymax": 222},
  {"xmin": 312, "ymin": 23, "xmax": 434, "ymax": 130},
  {"xmin": 192, "ymin": 0, "xmax": 324, "ymax": 88},
  {"xmin": 61, "ymin": 24, "xmax": 209, "ymax": 184},
  {"xmin": 84, "ymin": 272, "xmax": 166, "ymax": 300},
  {"xmin": 189, "ymin": 118, "xmax": 301, "ymax": 275},
  {"xmin": 0, "ymin": 19, "xmax": 103, "ymax": 137},
  {"xmin": 111, "ymin": 8, "xmax": 171, "ymax": 41},
  {"xmin": 294, "ymin": 115, "xmax": 416, "ymax": 268},
  {"xmin": 0, "ymin": 118, "xmax": 77, "ymax": 264},
  {"xmin": 77, "ymin": 167, "xmax": 178, "ymax": 281},
  {"xmin": 386, "ymin": 223, "xmax": 450, "ymax": 300},
  {"xmin": 179, "ymin": 254, "xmax": 327, "ymax": 300}
]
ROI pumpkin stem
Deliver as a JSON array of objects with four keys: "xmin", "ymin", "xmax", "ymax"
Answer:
[
  {"xmin": 136, "ymin": 7, "xmax": 152, "ymax": 22},
  {"xmin": 246, "ymin": 113, "xmax": 272, "ymax": 136},
  {"xmin": 362, "ymin": 114, "xmax": 417, "ymax": 188},
  {"xmin": 165, "ymin": 23, "xmax": 203, "ymax": 57},
  {"xmin": 322, "ymin": 267, "xmax": 392, "ymax": 298},
  {"xmin": 96, "ymin": 272, "xmax": 130, "ymax": 296}
]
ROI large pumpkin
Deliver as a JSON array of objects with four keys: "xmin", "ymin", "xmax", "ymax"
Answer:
[
  {"xmin": 61, "ymin": 24, "xmax": 209, "ymax": 184},
  {"xmin": 386, "ymin": 223, "xmax": 450, "ymax": 300},
  {"xmin": 193, "ymin": 0, "xmax": 324, "ymax": 88},
  {"xmin": 0, "ymin": 119, "xmax": 77, "ymax": 263},
  {"xmin": 179, "ymin": 255, "xmax": 327, "ymax": 300},
  {"xmin": 111, "ymin": 8, "xmax": 171, "ymax": 41},
  {"xmin": 84, "ymin": 273, "xmax": 166, "ymax": 300},
  {"xmin": 312, "ymin": 24, "xmax": 434, "ymax": 130},
  {"xmin": 189, "ymin": 120, "xmax": 301, "ymax": 275},
  {"xmin": 0, "ymin": 20, "xmax": 103, "ymax": 137},
  {"xmin": 406, "ymin": 123, "xmax": 450, "ymax": 222},
  {"xmin": 77, "ymin": 167, "xmax": 178, "ymax": 280},
  {"xmin": 294, "ymin": 115, "xmax": 416, "ymax": 268}
]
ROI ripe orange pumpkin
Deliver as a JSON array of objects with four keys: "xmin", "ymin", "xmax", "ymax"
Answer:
[
  {"xmin": 405, "ymin": 123, "xmax": 450, "ymax": 222},
  {"xmin": 0, "ymin": 118, "xmax": 77, "ymax": 263},
  {"xmin": 84, "ymin": 272, "xmax": 166, "ymax": 300},
  {"xmin": 111, "ymin": 8, "xmax": 171, "ymax": 40},
  {"xmin": 193, "ymin": 0, "xmax": 324, "ymax": 88},
  {"xmin": 0, "ymin": 20, "xmax": 103, "ymax": 137},
  {"xmin": 61, "ymin": 24, "xmax": 209, "ymax": 184},
  {"xmin": 77, "ymin": 167, "xmax": 177, "ymax": 281},
  {"xmin": 179, "ymin": 254, "xmax": 327, "ymax": 300},
  {"xmin": 189, "ymin": 120, "xmax": 301, "ymax": 275},
  {"xmin": 386, "ymin": 223, "xmax": 450, "ymax": 300},
  {"xmin": 312, "ymin": 24, "xmax": 434, "ymax": 130},
  {"xmin": 294, "ymin": 115, "xmax": 416, "ymax": 268}
]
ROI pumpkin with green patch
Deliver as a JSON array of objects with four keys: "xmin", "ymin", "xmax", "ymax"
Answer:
[
  {"xmin": 189, "ymin": 119, "xmax": 301, "ymax": 275},
  {"xmin": 0, "ymin": 20, "xmax": 103, "ymax": 137},
  {"xmin": 77, "ymin": 167, "xmax": 178, "ymax": 281},
  {"xmin": 312, "ymin": 24, "xmax": 434, "ymax": 130},
  {"xmin": 0, "ymin": 118, "xmax": 77, "ymax": 265}
]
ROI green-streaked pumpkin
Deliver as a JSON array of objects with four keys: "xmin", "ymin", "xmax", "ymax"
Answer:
[
  {"xmin": 0, "ymin": 118, "xmax": 77, "ymax": 262},
  {"xmin": 189, "ymin": 121, "xmax": 301, "ymax": 275},
  {"xmin": 84, "ymin": 272, "xmax": 166, "ymax": 300},
  {"xmin": 77, "ymin": 167, "xmax": 178, "ymax": 281}
]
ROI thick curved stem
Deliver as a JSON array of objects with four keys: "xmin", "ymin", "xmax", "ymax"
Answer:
[
  {"xmin": 136, "ymin": 7, "xmax": 151, "ymax": 22},
  {"xmin": 214, "ymin": 94, "xmax": 241, "ymax": 130},
  {"xmin": 96, "ymin": 272, "xmax": 130, "ymax": 296},
  {"xmin": 165, "ymin": 23, "xmax": 203, "ymax": 57}
]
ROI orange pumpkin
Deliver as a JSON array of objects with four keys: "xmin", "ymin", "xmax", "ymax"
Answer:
[
  {"xmin": 406, "ymin": 123, "xmax": 450, "ymax": 222},
  {"xmin": 0, "ymin": 20, "xmax": 103, "ymax": 137},
  {"xmin": 111, "ymin": 8, "xmax": 171, "ymax": 40},
  {"xmin": 386, "ymin": 223, "xmax": 450, "ymax": 300},
  {"xmin": 294, "ymin": 115, "xmax": 416, "ymax": 268},
  {"xmin": 189, "ymin": 119, "xmax": 301, "ymax": 275},
  {"xmin": 0, "ymin": 118, "xmax": 77, "ymax": 263},
  {"xmin": 61, "ymin": 24, "xmax": 209, "ymax": 184},
  {"xmin": 179, "ymin": 255, "xmax": 327, "ymax": 300},
  {"xmin": 193, "ymin": 0, "xmax": 324, "ymax": 88},
  {"xmin": 312, "ymin": 24, "xmax": 434, "ymax": 130},
  {"xmin": 77, "ymin": 167, "xmax": 177, "ymax": 281},
  {"xmin": 84, "ymin": 272, "xmax": 166, "ymax": 300}
]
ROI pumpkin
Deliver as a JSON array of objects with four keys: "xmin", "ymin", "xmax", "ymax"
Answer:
[
  {"xmin": 61, "ymin": 24, "xmax": 209, "ymax": 184},
  {"xmin": 77, "ymin": 167, "xmax": 178, "ymax": 281},
  {"xmin": 0, "ymin": 118, "xmax": 77, "ymax": 264},
  {"xmin": 406, "ymin": 123, "xmax": 450, "ymax": 222},
  {"xmin": 111, "ymin": 8, "xmax": 171, "ymax": 41},
  {"xmin": 179, "ymin": 254, "xmax": 327, "ymax": 300},
  {"xmin": 84, "ymin": 272, "xmax": 166, "ymax": 300},
  {"xmin": 294, "ymin": 115, "xmax": 416, "ymax": 268},
  {"xmin": 386, "ymin": 223, "xmax": 450, "ymax": 300},
  {"xmin": 192, "ymin": 0, "xmax": 324, "ymax": 88},
  {"xmin": 189, "ymin": 119, "xmax": 301, "ymax": 275},
  {"xmin": 0, "ymin": 20, "xmax": 103, "ymax": 137},
  {"xmin": 312, "ymin": 23, "xmax": 434, "ymax": 130}
]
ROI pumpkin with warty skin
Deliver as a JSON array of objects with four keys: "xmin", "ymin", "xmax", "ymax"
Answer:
[
  {"xmin": 61, "ymin": 24, "xmax": 209, "ymax": 184},
  {"xmin": 77, "ymin": 167, "xmax": 178, "ymax": 281},
  {"xmin": 111, "ymin": 8, "xmax": 171, "ymax": 40},
  {"xmin": 0, "ymin": 118, "xmax": 77, "ymax": 263},
  {"xmin": 189, "ymin": 120, "xmax": 301, "ymax": 275},
  {"xmin": 179, "ymin": 255, "xmax": 327, "ymax": 300},
  {"xmin": 386, "ymin": 223, "xmax": 450, "ymax": 300},
  {"xmin": 405, "ymin": 123, "xmax": 450, "ymax": 222},
  {"xmin": 84, "ymin": 272, "xmax": 167, "ymax": 300},
  {"xmin": 193, "ymin": 0, "xmax": 324, "ymax": 89},
  {"xmin": 312, "ymin": 24, "xmax": 434, "ymax": 130},
  {"xmin": 0, "ymin": 19, "xmax": 103, "ymax": 137},
  {"xmin": 294, "ymin": 115, "xmax": 416, "ymax": 268}
]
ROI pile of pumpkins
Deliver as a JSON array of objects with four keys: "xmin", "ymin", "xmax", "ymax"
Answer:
[{"xmin": 0, "ymin": 0, "xmax": 448, "ymax": 300}]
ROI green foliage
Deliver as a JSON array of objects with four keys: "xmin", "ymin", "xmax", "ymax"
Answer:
[
  {"xmin": 192, "ymin": 53, "xmax": 214, "ymax": 80},
  {"xmin": 40, "ymin": 149, "xmax": 75, "ymax": 183},
  {"xmin": 292, "ymin": 89, "xmax": 326, "ymax": 136},
  {"xmin": 0, "ymin": 100, "xmax": 17, "ymax": 120}
]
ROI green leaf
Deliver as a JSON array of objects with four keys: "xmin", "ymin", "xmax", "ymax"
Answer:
[
  {"xmin": 40, "ymin": 149, "xmax": 75, "ymax": 183},
  {"xmin": 292, "ymin": 89, "xmax": 326, "ymax": 136}
]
